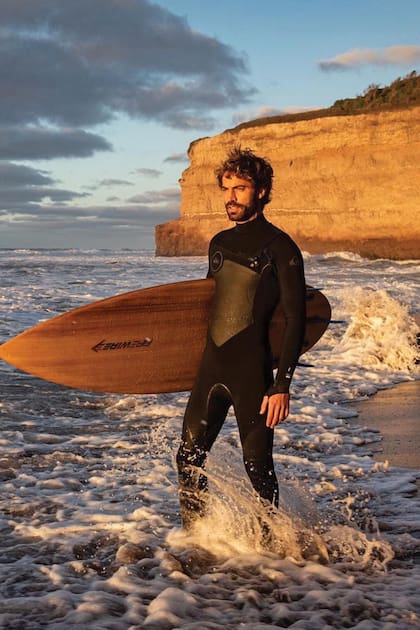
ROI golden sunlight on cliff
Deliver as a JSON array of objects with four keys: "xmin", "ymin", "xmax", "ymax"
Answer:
[{"xmin": 156, "ymin": 107, "xmax": 420, "ymax": 259}]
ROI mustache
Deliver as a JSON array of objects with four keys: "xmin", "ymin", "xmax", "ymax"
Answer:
[{"xmin": 226, "ymin": 201, "xmax": 246, "ymax": 210}]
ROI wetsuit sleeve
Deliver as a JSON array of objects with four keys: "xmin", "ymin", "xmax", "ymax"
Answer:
[{"xmin": 267, "ymin": 238, "xmax": 306, "ymax": 395}]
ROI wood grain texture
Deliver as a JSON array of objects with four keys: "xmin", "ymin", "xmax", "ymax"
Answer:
[{"xmin": 0, "ymin": 279, "xmax": 330, "ymax": 394}]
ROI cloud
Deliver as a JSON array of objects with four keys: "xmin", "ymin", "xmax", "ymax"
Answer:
[
  {"xmin": 0, "ymin": 1, "xmax": 255, "ymax": 246},
  {"xmin": 319, "ymin": 45, "xmax": 420, "ymax": 71},
  {"xmin": 0, "ymin": 166, "xmax": 178, "ymax": 230},
  {"xmin": 163, "ymin": 153, "xmax": 189, "ymax": 164},
  {"xmin": 127, "ymin": 188, "xmax": 180, "ymax": 204},
  {"xmin": 232, "ymin": 105, "xmax": 315, "ymax": 125},
  {"xmin": 0, "ymin": 126, "xmax": 112, "ymax": 161},
  {"xmin": 0, "ymin": 187, "xmax": 87, "ymax": 205},
  {"xmin": 1, "ymin": 202, "xmax": 178, "ymax": 231},
  {"xmin": 0, "ymin": 0, "xmax": 254, "ymax": 132},
  {"xmin": 0, "ymin": 162, "xmax": 88, "ymax": 207},
  {"xmin": 134, "ymin": 168, "xmax": 163, "ymax": 178},
  {"xmin": 0, "ymin": 162, "xmax": 54, "ymax": 187},
  {"xmin": 0, "ymin": 192, "xmax": 179, "ymax": 248},
  {"xmin": 99, "ymin": 179, "xmax": 133, "ymax": 187}
]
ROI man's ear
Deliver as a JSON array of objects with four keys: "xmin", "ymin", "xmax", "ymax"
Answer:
[{"xmin": 258, "ymin": 187, "xmax": 266, "ymax": 200}]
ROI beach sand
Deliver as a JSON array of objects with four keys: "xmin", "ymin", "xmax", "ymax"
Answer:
[{"xmin": 350, "ymin": 380, "xmax": 420, "ymax": 470}]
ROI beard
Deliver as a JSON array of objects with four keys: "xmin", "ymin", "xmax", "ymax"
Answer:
[{"xmin": 225, "ymin": 199, "xmax": 259, "ymax": 223}]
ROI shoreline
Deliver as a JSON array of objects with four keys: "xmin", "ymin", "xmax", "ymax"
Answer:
[{"xmin": 348, "ymin": 380, "xmax": 420, "ymax": 471}]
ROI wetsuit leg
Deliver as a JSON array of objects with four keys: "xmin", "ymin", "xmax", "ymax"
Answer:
[
  {"xmin": 177, "ymin": 380, "xmax": 231, "ymax": 528},
  {"xmin": 232, "ymin": 374, "xmax": 279, "ymax": 507}
]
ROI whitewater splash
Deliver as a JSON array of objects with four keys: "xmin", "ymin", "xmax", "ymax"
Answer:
[
  {"xmin": 333, "ymin": 287, "xmax": 418, "ymax": 371},
  {"xmin": 166, "ymin": 439, "xmax": 394, "ymax": 570}
]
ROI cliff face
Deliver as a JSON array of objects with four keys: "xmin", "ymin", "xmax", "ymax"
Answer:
[{"xmin": 155, "ymin": 107, "xmax": 420, "ymax": 259}]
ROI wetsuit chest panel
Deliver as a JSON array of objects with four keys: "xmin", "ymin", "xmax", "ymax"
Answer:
[{"xmin": 209, "ymin": 258, "xmax": 260, "ymax": 347}]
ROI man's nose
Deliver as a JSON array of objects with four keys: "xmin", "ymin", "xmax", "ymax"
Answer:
[{"xmin": 226, "ymin": 189, "xmax": 236, "ymax": 202}]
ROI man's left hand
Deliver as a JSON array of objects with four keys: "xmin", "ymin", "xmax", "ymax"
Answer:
[{"xmin": 260, "ymin": 393, "xmax": 290, "ymax": 428}]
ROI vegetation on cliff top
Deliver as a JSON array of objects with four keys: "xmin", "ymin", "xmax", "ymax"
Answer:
[
  {"xmin": 332, "ymin": 71, "xmax": 419, "ymax": 112},
  {"xmin": 232, "ymin": 71, "xmax": 419, "ymax": 131}
]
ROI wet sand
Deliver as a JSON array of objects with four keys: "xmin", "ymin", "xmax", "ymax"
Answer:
[{"xmin": 350, "ymin": 380, "xmax": 420, "ymax": 470}]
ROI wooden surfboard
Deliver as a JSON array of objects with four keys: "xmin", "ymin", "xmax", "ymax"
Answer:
[{"xmin": 0, "ymin": 279, "xmax": 331, "ymax": 394}]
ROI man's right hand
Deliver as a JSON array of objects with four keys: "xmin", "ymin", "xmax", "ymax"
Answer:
[{"xmin": 260, "ymin": 393, "xmax": 290, "ymax": 428}]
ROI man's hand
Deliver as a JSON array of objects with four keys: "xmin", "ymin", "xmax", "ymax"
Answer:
[{"xmin": 260, "ymin": 393, "xmax": 290, "ymax": 428}]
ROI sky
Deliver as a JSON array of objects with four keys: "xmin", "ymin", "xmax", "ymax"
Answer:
[{"xmin": 0, "ymin": 0, "xmax": 419, "ymax": 250}]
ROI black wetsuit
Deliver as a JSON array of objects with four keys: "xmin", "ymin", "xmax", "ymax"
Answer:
[{"xmin": 176, "ymin": 214, "xmax": 306, "ymax": 527}]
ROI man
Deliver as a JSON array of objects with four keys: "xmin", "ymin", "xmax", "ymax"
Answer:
[{"xmin": 176, "ymin": 147, "xmax": 306, "ymax": 530}]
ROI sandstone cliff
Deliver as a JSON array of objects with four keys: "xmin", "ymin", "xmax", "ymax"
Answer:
[{"xmin": 155, "ymin": 107, "xmax": 420, "ymax": 259}]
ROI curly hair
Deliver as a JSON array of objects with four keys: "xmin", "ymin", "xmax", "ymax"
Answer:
[{"xmin": 215, "ymin": 146, "xmax": 273, "ymax": 206}]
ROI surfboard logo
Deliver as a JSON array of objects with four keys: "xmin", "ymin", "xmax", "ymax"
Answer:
[{"xmin": 92, "ymin": 338, "xmax": 153, "ymax": 353}]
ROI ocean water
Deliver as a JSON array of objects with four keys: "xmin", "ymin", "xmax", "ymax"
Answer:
[{"xmin": 0, "ymin": 248, "xmax": 419, "ymax": 629}]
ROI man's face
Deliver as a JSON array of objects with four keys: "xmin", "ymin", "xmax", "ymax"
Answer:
[{"xmin": 221, "ymin": 172, "xmax": 264, "ymax": 223}]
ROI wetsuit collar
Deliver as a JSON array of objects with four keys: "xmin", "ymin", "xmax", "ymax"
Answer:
[{"xmin": 234, "ymin": 213, "xmax": 268, "ymax": 232}]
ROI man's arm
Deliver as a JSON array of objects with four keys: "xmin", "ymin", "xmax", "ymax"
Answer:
[{"xmin": 264, "ymin": 236, "xmax": 306, "ymax": 425}]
